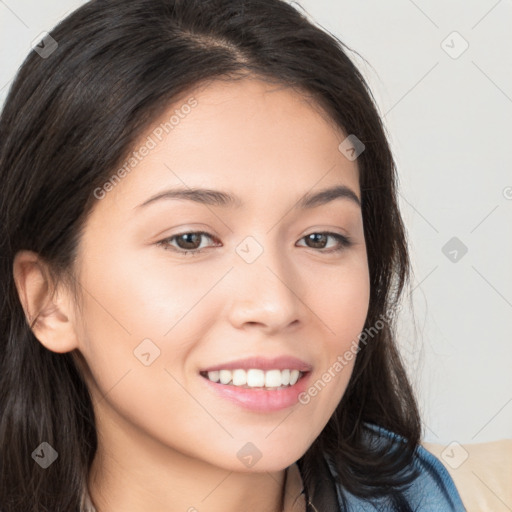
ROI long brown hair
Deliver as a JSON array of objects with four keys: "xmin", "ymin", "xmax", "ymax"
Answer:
[{"xmin": 0, "ymin": 1, "xmax": 421, "ymax": 510}]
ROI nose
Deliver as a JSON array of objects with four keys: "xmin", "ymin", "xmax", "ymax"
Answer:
[{"xmin": 225, "ymin": 238, "xmax": 304, "ymax": 334}]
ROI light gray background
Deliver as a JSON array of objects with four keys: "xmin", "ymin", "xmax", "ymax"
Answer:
[{"xmin": 1, "ymin": 0, "xmax": 511, "ymax": 444}]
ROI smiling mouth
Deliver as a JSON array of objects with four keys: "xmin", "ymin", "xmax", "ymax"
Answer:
[{"xmin": 199, "ymin": 368, "xmax": 308, "ymax": 390}]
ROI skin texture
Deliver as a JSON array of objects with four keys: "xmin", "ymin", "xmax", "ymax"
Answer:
[{"xmin": 13, "ymin": 77, "xmax": 370, "ymax": 512}]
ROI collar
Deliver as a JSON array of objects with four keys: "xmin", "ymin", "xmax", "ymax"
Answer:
[{"xmin": 283, "ymin": 462, "xmax": 308, "ymax": 511}]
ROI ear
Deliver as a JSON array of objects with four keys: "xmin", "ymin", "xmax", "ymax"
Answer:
[{"xmin": 12, "ymin": 250, "xmax": 79, "ymax": 353}]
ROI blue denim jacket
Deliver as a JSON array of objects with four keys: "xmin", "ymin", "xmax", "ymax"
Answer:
[{"xmin": 321, "ymin": 423, "xmax": 467, "ymax": 511}]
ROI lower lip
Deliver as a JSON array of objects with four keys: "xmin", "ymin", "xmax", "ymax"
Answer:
[{"xmin": 199, "ymin": 372, "xmax": 312, "ymax": 412}]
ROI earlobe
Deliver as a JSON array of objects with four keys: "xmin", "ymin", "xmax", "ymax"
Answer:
[{"xmin": 12, "ymin": 250, "xmax": 79, "ymax": 354}]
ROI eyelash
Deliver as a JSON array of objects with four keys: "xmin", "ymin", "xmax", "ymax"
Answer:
[{"xmin": 156, "ymin": 230, "xmax": 353, "ymax": 256}]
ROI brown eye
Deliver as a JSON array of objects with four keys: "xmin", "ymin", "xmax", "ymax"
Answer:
[
  {"xmin": 158, "ymin": 231, "xmax": 219, "ymax": 255},
  {"xmin": 174, "ymin": 233, "xmax": 204, "ymax": 250},
  {"xmin": 298, "ymin": 232, "xmax": 352, "ymax": 252},
  {"xmin": 157, "ymin": 230, "xmax": 352, "ymax": 257},
  {"xmin": 304, "ymin": 233, "xmax": 328, "ymax": 249}
]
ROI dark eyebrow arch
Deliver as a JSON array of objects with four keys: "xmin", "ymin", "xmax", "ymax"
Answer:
[
  {"xmin": 136, "ymin": 184, "xmax": 361, "ymax": 210},
  {"xmin": 297, "ymin": 185, "xmax": 361, "ymax": 209}
]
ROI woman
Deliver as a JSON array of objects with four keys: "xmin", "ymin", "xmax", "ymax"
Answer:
[{"xmin": 0, "ymin": 0, "xmax": 466, "ymax": 510}]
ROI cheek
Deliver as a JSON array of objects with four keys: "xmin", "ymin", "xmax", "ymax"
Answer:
[
  {"xmin": 298, "ymin": 259, "xmax": 370, "ymax": 410},
  {"xmin": 77, "ymin": 237, "xmax": 217, "ymax": 339},
  {"xmin": 73, "ymin": 241, "xmax": 230, "ymax": 412},
  {"xmin": 74, "ymin": 275, "xmax": 210, "ymax": 447},
  {"xmin": 314, "ymin": 257, "xmax": 370, "ymax": 346}
]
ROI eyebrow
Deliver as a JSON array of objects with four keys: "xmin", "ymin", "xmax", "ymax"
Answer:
[{"xmin": 136, "ymin": 184, "xmax": 361, "ymax": 210}]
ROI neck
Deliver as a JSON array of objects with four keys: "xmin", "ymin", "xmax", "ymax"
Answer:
[{"xmin": 86, "ymin": 412, "xmax": 289, "ymax": 512}]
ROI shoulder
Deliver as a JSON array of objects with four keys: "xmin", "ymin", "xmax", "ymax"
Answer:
[{"xmin": 324, "ymin": 423, "xmax": 467, "ymax": 511}]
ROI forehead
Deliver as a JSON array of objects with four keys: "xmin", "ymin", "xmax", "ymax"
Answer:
[{"xmin": 92, "ymin": 77, "xmax": 360, "ymax": 215}]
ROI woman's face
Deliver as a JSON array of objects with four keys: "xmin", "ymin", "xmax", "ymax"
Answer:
[{"xmin": 72, "ymin": 77, "xmax": 370, "ymax": 473}]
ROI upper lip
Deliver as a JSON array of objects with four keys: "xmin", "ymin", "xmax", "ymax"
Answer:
[{"xmin": 200, "ymin": 355, "xmax": 313, "ymax": 373}]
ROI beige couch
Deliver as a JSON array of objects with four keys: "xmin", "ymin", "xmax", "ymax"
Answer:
[{"xmin": 422, "ymin": 439, "xmax": 512, "ymax": 512}]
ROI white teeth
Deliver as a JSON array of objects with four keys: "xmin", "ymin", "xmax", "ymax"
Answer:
[
  {"xmin": 204, "ymin": 368, "xmax": 304, "ymax": 388},
  {"xmin": 219, "ymin": 369, "xmax": 231, "ymax": 385},
  {"xmin": 289, "ymin": 369, "xmax": 300, "ymax": 385},
  {"xmin": 232, "ymin": 369, "xmax": 247, "ymax": 386},
  {"xmin": 247, "ymin": 369, "xmax": 265, "ymax": 387},
  {"xmin": 264, "ymin": 369, "xmax": 282, "ymax": 387},
  {"xmin": 207, "ymin": 370, "xmax": 220, "ymax": 382}
]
